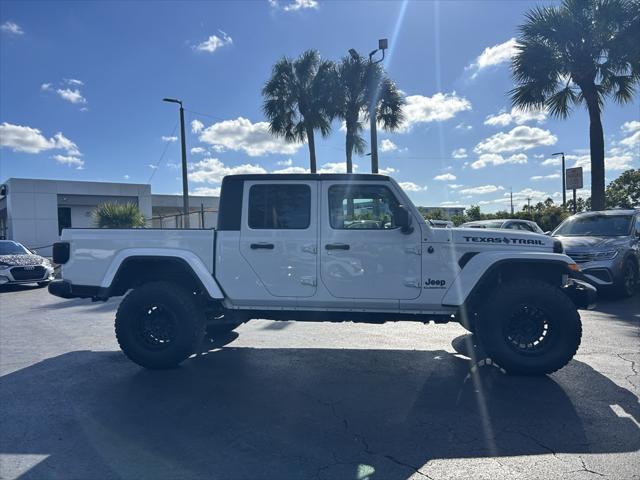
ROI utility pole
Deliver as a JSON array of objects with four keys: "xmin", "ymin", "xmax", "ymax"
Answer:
[
  {"xmin": 552, "ymin": 152, "xmax": 566, "ymax": 210},
  {"xmin": 163, "ymin": 98, "xmax": 190, "ymax": 228},
  {"xmin": 510, "ymin": 188, "xmax": 514, "ymax": 216},
  {"xmin": 527, "ymin": 197, "xmax": 531, "ymax": 216},
  {"xmin": 349, "ymin": 39, "xmax": 388, "ymax": 174}
]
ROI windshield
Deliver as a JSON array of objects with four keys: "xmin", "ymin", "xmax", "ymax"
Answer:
[
  {"xmin": 553, "ymin": 215, "xmax": 633, "ymax": 237},
  {"xmin": 0, "ymin": 241, "xmax": 30, "ymax": 255}
]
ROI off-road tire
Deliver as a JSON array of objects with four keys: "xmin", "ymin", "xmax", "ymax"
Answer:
[
  {"xmin": 616, "ymin": 259, "xmax": 638, "ymax": 298},
  {"xmin": 115, "ymin": 281, "xmax": 205, "ymax": 369},
  {"xmin": 476, "ymin": 279, "xmax": 582, "ymax": 376}
]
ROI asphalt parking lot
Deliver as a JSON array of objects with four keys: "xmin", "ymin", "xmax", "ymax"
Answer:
[{"xmin": 0, "ymin": 286, "xmax": 638, "ymax": 480}]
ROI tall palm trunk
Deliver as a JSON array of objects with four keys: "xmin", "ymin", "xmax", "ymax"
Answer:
[
  {"xmin": 306, "ymin": 126, "xmax": 317, "ymax": 173},
  {"xmin": 345, "ymin": 128, "xmax": 354, "ymax": 173},
  {"xmin": 583, "ymin": 86, "xmax": 606, "ymax": 210}
]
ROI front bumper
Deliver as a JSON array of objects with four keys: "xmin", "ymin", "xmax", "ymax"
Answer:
[
  {"xmin": 0, "ymin": 265, "xmax": 55, "ymax": 285},
  {"xmin": 562, "ymin": 277, "xmax": 597, "ymax": 310},
  {"xmin": 48, "ymin": 280, "xmax": 103, "ymax": 299}
]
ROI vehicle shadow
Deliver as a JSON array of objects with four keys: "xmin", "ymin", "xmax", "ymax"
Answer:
[
  {"xmin": 0, "ymin": 284, "xmax": 43, "ymax": 294},
  {"xmin": 1, "ymin": 345, "xmax": 639, "ymax": 480},
  {"xmin": 589, "ymin": 291, "xmax": 640, "ymax": 320}
]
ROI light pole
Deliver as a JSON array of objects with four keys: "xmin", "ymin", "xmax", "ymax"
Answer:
[
  {"xmin": 349, "ymin": 39, "xmax": 388, "ymax": 174},
  {"xmin": 163, "ymin": 98, "xmax": 190, "ymax": 228},
  {"xmin": 552, "ymin": 151, "xmax": 566, "ymax": 210}
]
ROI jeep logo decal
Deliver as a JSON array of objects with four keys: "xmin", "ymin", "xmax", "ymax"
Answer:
[
  {"xmin": 463, "ymin": 236, "xmax": 544, "ymax": 246},
  {"xmin": 424, "ymin": 278, "xmax": 446, "ymax": 289}
]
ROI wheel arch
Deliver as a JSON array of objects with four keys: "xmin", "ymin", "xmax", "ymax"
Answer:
[
  {"xmin": 102, "ymin": 251, "xmax": 224, "ymax": 300},
  {"xmin": 443, "ymin": 254, "xmax": 574, "ymax": 308}
]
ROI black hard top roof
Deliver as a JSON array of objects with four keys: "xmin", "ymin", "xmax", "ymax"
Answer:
[{"xmin": 223, "ymin": 173, "xmax": 391, "ymax": 182}]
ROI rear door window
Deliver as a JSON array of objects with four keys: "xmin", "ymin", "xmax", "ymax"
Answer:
[{"xmin": 248, "ymin": 184, "xmax": 311, "ymax": 229}]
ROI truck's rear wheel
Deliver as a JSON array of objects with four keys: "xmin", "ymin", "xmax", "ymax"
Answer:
[
  {"xmin": 115, "ymin": 281, "xmax": 205, "ymax": 369},
  {"xmin": 477, "ymin": 279, "xmax": 582, "ymax": 375}
]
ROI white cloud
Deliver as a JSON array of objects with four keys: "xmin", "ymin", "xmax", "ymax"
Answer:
[
  {"xmin": 64, "ymin": 78, "xmax": 84, "ymax": 86},
  {"xmin": 379, "ymin": 166, "xmax": 397, "ymax": 175},
  {"xmin": 277, "ymin": 158, "xmax": 293, "ymax": 166},
  {"xmin": 273, "ymin": 166, "xmax": 309, "ymax": 174},
  {"xmin": 148, "ymin": 164, "xmax": 158, "ymax": 170},
  {"xmin": 568, "ymin": 153, "xmax": 635, "ymax": 172},
  {"xmin": 191, "ymin": 119, "xmax": 204, "ymax": 134},
  {"xmin": 455, "ymin": 122, "xmax": 473, "ymax": 131},
  {"xmin": 620, "ymin": 120, "xmax": 640, "ymax": 148},
  {"xmin": 468, "ymin": 38, "xmax": 518, "ymax": 78},
  {"xmin": 124, "ymin": 174, "xmax": 130, "ymax": 180},
  {"xmin": 380, "ymin": 139, "xmax": 398, "ymax": 152},
  {"xmin": 434, "ymin": 173, "xmax": 456, "ymax": 181},
  {"xmin": 460, "ymin": 185, "xmax": 504, "ymax": 195},
  {"xmin": 40, "ymin": 83, "xmax": 52, "ymax": 91},
  {"xmin": 451, "ymin": 148, "xmax": 467, "ymax": 159},
  {"xmin": 162, "ymin": 135, "xmax": 178, "ymax": 142},
  {"xmin": 400, "ymin": 92, "xmax": 471, "ymax": 131},
  {"xmin": 470, "ymin": 152, "xmax": 528, "ymax": 169},
  {"xmin": 190, "ymin": 147, "xmax": 206, "ymax": 155},
  {"xmin": 477, "ymin": 187, "xmax": 550, "ymax": 207},
  {"xmin": 474, "ymin": 126, "xmax": 557, "ymax": 154},
  {"xmin": 398, "ymin": 182, "xmax": 427, "ymax": 192},
  {"xmin": 0, "ymin": 122, "xmax": 80, "ymax": 157},
  {"xmin": 198, "ymin": 117, "xmax": 302, "ymax": 156},
  {"xmin": 188, "ymin": 157, "xmax": 267, "ymax": 184},
  {"xmin": 318, "ymin": 162, "xmax": 358, "ymax": 173},
  {"xmin": 1, "ymin": 21, "xmax": 23, "ymax": 35},
  {"xmin": 270, "ymin": 0, "xmax": 319, "ymax": 11},
  {"xmin": 52, "ymin": 154, "xmax": 84, "ymax": 169},
  {"xmin": 541, "ymin": 157, "xmax": 561, "ymax": 166},
  {"xmin": 192, "ymin": 186, "xmax": 221, "ymax": 197},
  {"xmin": 484, "ymin": 107, "xmax": 547, "ymax": 127},
  {"xmin": 56, "ymin": 88, "xmax": 87, "ymax": 104},
  {"xmin": 531, "ymin": 173, "xmax": 561, "ymax": 181},
  {"xmin": 448, "ymin": 184, "xmax": 464, "ymax": 189},
  {"xmin": 194, "ymin": 31, "xmax": 233, "ymax": 53}
]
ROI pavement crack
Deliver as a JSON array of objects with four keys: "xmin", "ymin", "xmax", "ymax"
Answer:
[
  {"xmin": 617, "ymin": 353, "xmax": 639, "ymax": 388},
  {"xmin": 383, "ymin": 455, "xmax": 434, "ymax": 479},
  {"xmin": 564, "ymin": 457, "xmax": 607, "ymax": 477}
]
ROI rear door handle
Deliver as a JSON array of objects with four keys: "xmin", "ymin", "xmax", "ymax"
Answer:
[
  {"xmin": 325, "ymin": 243, "xmax": 350, "ymax": 250},
  {"xmin": 250, "ymin": 243, "xmax": 275, "ymax": 250}
]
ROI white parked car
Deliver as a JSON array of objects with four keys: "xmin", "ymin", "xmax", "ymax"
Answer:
[
  {"xmin": 49, "ymin": 174, "xmax": 595, "ymax": 374},
  {"xmin": 0, "ymin": 240, "xmax": 55, "ymax": 287}
]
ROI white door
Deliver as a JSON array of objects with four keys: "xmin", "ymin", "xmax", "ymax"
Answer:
[
  {"xmin": 239, "ymin": 180, "xmax": 318, "ymax": 297},
  {"xmin": 320, "ymin": 181, "xmax": 422, "ymax": 300}
]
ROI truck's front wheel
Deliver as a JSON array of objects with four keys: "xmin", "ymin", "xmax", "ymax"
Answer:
[
  {"xmin": 477, "ymin": 279, "xmax": 582, "ymax": 375},
  {"xmin": 115, "ymin": 281, "xmax": 205, "ymax": 369}
]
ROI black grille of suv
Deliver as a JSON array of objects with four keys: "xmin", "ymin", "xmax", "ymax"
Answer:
[{"xmin": 11, "ymin": 266, "xmax": 46, "ymax": 281}]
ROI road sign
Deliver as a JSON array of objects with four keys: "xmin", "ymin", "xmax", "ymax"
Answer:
[{"xmin": 566, "ymin": 167, "xmax": 583, "ymax": 190}]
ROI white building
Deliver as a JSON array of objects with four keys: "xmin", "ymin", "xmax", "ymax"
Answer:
[{"xmin": 0, "ymin": 178, "xmax": 219, "ymax": 255}]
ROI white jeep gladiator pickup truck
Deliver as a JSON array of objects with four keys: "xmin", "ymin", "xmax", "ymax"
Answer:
[{"xmin": 49, "ymin": 173, "xmax": 596, "ymax": 374}]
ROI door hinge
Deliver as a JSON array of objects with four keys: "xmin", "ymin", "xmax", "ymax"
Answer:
[
  {"xmin": 404, "ymin": 245, "xmax": 422, "ymax": 255},
  {"xmin": 300, "ymin": 276, "xmax": 317, "ymax": 287},
  {"xmin": 404, "ymin": 278, "xmax": 421, "ymax": 288},
  {"xmin": 302, "ymin": 244, "xmax": 318, "ymax": 254}
]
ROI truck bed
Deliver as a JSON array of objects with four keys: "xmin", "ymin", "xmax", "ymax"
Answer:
[{"xmin": 59, "ymin": 228, "xmax": 216, "ymax": 288}]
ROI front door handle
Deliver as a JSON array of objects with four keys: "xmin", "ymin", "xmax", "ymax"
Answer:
[
  {"xmin": 325, "ymin": 243, "xmax": 350, "ymax": 250},
  {"xmin": 250, "ymin": 243, "xmax": 275, "ymax": 250}
]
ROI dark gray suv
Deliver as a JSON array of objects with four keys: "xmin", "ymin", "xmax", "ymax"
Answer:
[{"xmin": 552, "ymin": 210, "xmax": 640, "ymax": 297}]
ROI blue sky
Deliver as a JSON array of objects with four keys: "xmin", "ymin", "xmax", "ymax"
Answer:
[{"xmin": 1, "ymin": 0, "xmax": 638, "ymax": 212}]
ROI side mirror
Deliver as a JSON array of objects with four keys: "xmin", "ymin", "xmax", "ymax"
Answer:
[{"xmin": 394, "ymin": 205, "xmax": 414, "ymax": 234}]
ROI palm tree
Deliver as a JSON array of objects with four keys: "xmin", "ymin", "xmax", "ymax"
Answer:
[
  {"xmin": 335, "ymin": 55, "xmax": 404, "ymax": 173},
  {"xmin": 262, "ymin": 50, "xmax": 337, "ymax": 173},
  {"xmin": 510, "ymin": 0, "xmax": 639, "ymax": 210}
]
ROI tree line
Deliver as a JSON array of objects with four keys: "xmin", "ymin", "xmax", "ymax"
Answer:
[{"xmin": 427, "ymin": 168, "xmax": 639, "ymax": 232}]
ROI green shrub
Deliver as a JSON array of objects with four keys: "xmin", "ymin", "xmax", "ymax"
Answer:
[{"xmin": 93, "ymin": 202, "xmax": 146, "ymax": 228}]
